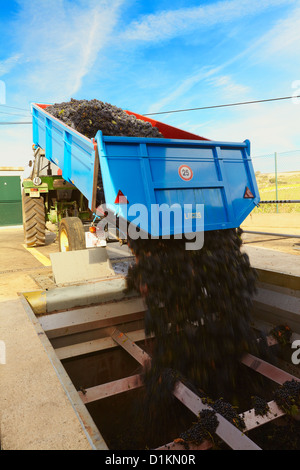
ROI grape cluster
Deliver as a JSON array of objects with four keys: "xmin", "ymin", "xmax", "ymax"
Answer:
[
  {"xmin": 178, "ymin": 409, "xmax": 219, "ymax": 448},
  {"xmin": 273, "ymin": 379, "xmax": 300, "ymax": 415},
  {"xmin": 46, "ymin": 98, "xmax": 163, "ymax": 139},
  {"xmin": 251, "ymin": 396, "xmax": 270, "ymax": 416},
  {"xmin": 46, "ymin": 98, "xmax": 163, "ymax": 207},
  {"xmin": 203, "ymin": 397, "xmax": 246, "ymax": 431}
]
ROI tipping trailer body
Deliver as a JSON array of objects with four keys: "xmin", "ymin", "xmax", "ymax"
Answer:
[{"xmin": 31, "ymin": 103, "xmax": 260, "ymax": 237}]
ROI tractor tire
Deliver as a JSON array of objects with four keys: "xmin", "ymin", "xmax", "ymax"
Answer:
[
  {"xmin": 22, "ymin": 190, "xmax": 46, "ymax": 247},
  {"xmin": 59, "ymin": 217, "xmax": 86, "ymax": 252}
]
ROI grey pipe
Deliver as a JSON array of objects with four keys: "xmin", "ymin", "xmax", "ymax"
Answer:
[{"xmin": 243, "ymin": 230, "xmax": 300, "ymax": 239}]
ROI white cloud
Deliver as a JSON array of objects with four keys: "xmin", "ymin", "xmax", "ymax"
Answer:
[
  {"xmin": 11, "ymin": 0, "xmax": 125, "ymax": 101},
  {"xmin": 121, "ymin": 0, "xmax": 297, "ymax": 42},
  {"xmin": 206, "ymin": 75, "xmax": 251, "ymax": 99},
  {"xmin": 0, "ymin": 0, "xmax": 126, "ymax": 168},
  {"xmin": 0, "ymin": 54, "xmax": 22, "ymax": 77},
  {"xmin": 208, "ymin": 3, "xmax": 300, "ymax": 71},
  {"xmin": 147, "ymin": 65, "xmax": 225, "ymax": 113},
  {"xmin": 198, "ymin": 100, "xmax": 300, "ymax": 156},
  {"xmin": 145, "ymin": 2, "xmax": 300, "ymax": 122},
  {"xmin": 0, "ymin": 125, "xmax": 32, "ymax": 168},
  {"xmin": 147, "ymin": 63, "xmax": 252, "ymax": 114},
  {"xmin": 2, "ymin": 0, "xmax": 299, "ymax": 171},
  {"xmin": 249, "ymin": 5, "xmax": 300, "ymax": 60}
]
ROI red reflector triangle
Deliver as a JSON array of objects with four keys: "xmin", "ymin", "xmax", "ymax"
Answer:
[
  {"xmin": 244, "ymin": 187, "xmax": 254, "ymax": 198},
  {"xmin": 115, "ymin": 190, "xmax": 129, "ymax": 204}
]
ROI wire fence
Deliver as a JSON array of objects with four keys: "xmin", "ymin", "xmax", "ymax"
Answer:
[{"xmin": 252, "ymin": 150, "xmax": 300, "ymax": 213}]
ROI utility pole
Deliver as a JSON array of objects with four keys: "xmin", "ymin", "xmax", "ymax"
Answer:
[{"xmin": 275, "ymin": 152, "xmax": 279, "ymax": 213}]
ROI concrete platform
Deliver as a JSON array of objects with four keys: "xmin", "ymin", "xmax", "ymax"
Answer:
[
  {"xmin": 0, "ymin": 298, "xmax": 104, "ymax": 450},
  {"xmin": 50, "ymin": 247, "xmax": 115, "ymax": 286},
  {"xmin": 243, "ymin": 245, "xmax": 300, "ymax": 278},
  {"xmin": 0, "ymin": 226, "xmax": 132, "ymax": 450}
]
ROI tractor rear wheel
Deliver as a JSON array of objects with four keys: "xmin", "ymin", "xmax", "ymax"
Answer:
[
  {"xmin": 59, "ymin": 217, "xmax": 86, "ymax": 252},
  {"xmin": 22, "ymin": 190, "xmax": 46, "ymax": 247}
]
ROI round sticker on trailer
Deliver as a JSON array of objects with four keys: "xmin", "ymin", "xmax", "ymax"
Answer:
[{"xmin": 178, "ymin": 164, "xmax": 193, "ymax": 181}]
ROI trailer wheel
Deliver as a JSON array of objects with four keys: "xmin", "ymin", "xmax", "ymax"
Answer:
[
  {"xmin": 59, "ymin": 217, "xmax": 86, "ymax": 252},
  {"xmin": 22, "ymin": 190, "xmax": 46, "ymax": 247}
]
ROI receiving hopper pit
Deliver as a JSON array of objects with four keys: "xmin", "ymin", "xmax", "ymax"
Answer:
[{"xmin": 20, "ymin": 262, "xmax": 300, "ymax": 451}]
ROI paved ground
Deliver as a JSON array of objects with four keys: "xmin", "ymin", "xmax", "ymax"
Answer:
[
  {"xmin": 0, "ymin": 297, "xmax": 97, "ymax": 450},
  {"xmin": 0, "ymin": 226, "xmax": 56, "ymax": 301},
  {"xmin": 0, "ymin": 225, "xmax": 299, "ymax": 302},
  {"xmin": 0, "ymin": 226, "xmax": 132, "ymax": 301},
  {"xmin": 241, "ymin": 212, "xmax": 300, "ymax": 256},
  {"xmin": 242, "ymin": 232, "xmax": 300, "ymax": 256},
  {"xmin": 0, "ymin": 227, "xmax": 100, "ymax": 450}
]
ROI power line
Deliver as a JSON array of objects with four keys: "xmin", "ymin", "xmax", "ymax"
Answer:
[
  {"xmin": 252, "ymin": 149, "xmax": 300, "ymax": 159},
  {"xmin": 0, "ymin": 94, "xmax": 299, "ymax": 117},
  {"xmin": 0, "ymin": 94, "xmax": 299, "ymax": 125},
  {"xmin": 0, "ymin": 121, "xmax": 32, "ymax": 125},
  {"xmin": 144, "ymin": 95, "xmax": 300, "ymax": 116},
  {"xmin": 0, "ymin": 104, "xmax": 31, "ymax": 113},
  {"xmin": 0, "ymin": 110, "xmax": 31, "ymax": 117}
]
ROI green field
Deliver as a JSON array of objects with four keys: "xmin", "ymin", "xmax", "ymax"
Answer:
[{"xmin": 253, "ymin": 171, "xmax": 300, "ymax": 213}]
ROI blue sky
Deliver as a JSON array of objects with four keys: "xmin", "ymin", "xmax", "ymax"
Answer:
[{"xmin": 0, "ymin": 0, "xmax": 300, "ymax": 173}]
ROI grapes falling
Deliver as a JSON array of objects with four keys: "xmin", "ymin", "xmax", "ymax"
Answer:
[{"xmin": 127, "ymin": 231, "xmax": 261, "ymax": 399}]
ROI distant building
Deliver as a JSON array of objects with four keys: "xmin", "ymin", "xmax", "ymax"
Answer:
[{"xmin": 0, "ymin": 167, "xmax": 24, "ymax": 226}]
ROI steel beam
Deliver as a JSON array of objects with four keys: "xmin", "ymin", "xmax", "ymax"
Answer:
[{"xmin": 112, "ymin": 329, "xmax": 261, "ymax": 450}]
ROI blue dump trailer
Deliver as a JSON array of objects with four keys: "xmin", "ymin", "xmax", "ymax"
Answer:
[{"xmin": 29, "ymin": 102, "xmax": 260, "ymax": 247}]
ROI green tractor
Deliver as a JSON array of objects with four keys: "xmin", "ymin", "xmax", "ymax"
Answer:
[{"xmin": 22, "ymin": 146, "xmax": 92, "ymax": 251}]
